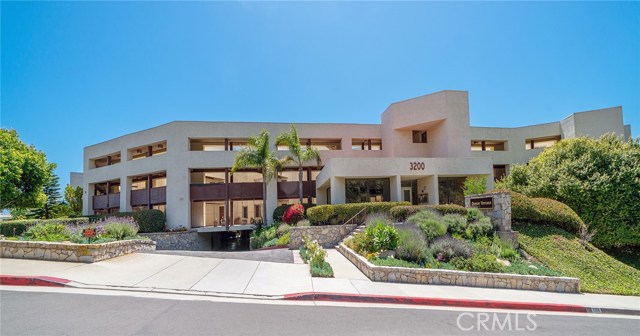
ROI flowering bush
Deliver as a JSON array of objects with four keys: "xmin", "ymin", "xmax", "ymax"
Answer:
[{"xmin": 283, "ymin": 204, "xmax": 305, "ymax": 224}]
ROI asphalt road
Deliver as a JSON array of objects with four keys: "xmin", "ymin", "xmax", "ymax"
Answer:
[{"xmin": 1, "ymin": 290, "xmax": 638, "ymax": 336}]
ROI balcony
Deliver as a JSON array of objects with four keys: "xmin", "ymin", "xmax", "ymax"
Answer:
[
  {"xmin": 190, "ymin": 182, "xmax": 265, "ymax": 201},
  {"xmin": 130, "ymin": 187, "xmax": 167, "ymax": 206},
  {"xmin": 277, "ymin": 181, "xmax": 316, "ymax": 199},
  {"xmin": 92, "ymin": 193, "xmax": 120, "ymax": 210}
]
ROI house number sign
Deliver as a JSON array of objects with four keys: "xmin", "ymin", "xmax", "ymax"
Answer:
[{"xmin": 409, "ymin": 162, "xmax": 425, "ymax": 170}]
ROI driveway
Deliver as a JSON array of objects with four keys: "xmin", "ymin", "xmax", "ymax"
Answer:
[{"xmin": 138, "ymin": 248, "xmax": 294, "ymax": 263}]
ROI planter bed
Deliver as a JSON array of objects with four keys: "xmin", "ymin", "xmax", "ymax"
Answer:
[
  {"xmin": 337, "ymin": 243, "xmax": 580, "ymax": 293},
  {"xmin": 0, "ymin": 239, "xmax": 156, "ymax": 263}
]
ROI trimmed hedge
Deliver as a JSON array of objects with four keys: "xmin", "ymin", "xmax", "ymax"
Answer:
[
  {"xmin": 390, "ymin": 204, "xmax": 468, "ymax": 222},
  {"xmin": 307, "ymin": 202, "xmax": 410, "ymax": 225},
  {"xmin": 510, "ymin": 191, "xmax": 586, "ymax": 234},
  {"xmin": 272, "ymin": 203, "xmax": 315, "ymax": 223},
  {"xmin": 0, "ymin": 217, "xmax": 90, "ymax": 237},
  {"xmin": 89, "ymin": 209, "xmax": 165, "ymax": 233}
]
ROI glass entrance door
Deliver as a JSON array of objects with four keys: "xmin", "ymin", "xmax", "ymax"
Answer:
[{"xmin": 402, "ymin": 187, "xmax": 412, "ymax": 203}]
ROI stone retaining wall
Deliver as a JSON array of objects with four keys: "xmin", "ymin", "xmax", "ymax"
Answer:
[
  {"xmin": 337, "ymin": 244, "xmax": 580, "ymax": 293},
  {"xmin": 139, "ymin": 230, "xmax": 200, "ymax": 250},
  {"xmin": 290, "ymin": 224, "xmax": 358, "ymax": 249},
  {"xmin": 0, "ymin": 239, "xmax": 156, "ymax": 263}
]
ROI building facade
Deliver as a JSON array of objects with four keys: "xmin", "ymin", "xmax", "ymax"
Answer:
[{"xmin": 75, "ymin": 90, "xmax": 632, "ymax": 233}]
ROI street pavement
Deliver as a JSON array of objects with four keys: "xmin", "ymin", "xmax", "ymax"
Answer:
[
  {"xmin": 1, "ymin": 290, "xmax": 638, "ymax": 336},
  {"xmin": 1, "ymin": 248, "xmax": 639, "ymax": 311}
]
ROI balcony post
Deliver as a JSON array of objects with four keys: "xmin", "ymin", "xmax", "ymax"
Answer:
[
  {"xmin": 225, "ymin": 168, "xmax": 230, "ymax": 230},
  {"xmin": 147, "ymin": 175, "xmax": 152, "ymax": 209}
]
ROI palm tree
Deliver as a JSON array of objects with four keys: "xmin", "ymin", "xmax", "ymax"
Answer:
[
  {"xmin": 276, "ymin": 125, "xmax": 321, "ymax": 204},
  {"xmin": 231, "ymin": 129, "xmax": 282, "ymax": 229}
]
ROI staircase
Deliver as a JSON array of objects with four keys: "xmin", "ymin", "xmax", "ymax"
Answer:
[{"xmin": 338, "ymin": 208, "xmax": 368, "ymax": 246}]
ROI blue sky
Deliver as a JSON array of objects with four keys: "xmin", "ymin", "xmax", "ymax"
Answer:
[{"xmin": 2, "ymin": 1, "xmax": 639, "ymax": 186}]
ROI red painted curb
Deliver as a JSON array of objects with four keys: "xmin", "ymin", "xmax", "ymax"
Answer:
[
  {"xmin": 0, "ymin": 275, "xmax": 71, "ymax": 287},
  {"xmin": 283, "ymin": 292, "xmax": 589, "ymax": 313}
]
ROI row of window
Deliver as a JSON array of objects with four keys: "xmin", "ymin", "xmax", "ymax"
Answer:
[
  {"xmin": 471, "ymin": 136, "xmax": 561, "ymax": 152},
  {"xmin": 190, "ymin": 138, "xmax": 385, "ymax": 152},
  {"xmin": 91, "ymin": 141, "xmax": 167, "ymax": 169}
]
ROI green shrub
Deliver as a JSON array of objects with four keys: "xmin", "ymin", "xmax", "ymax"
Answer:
[
  {"xmin": 390, "ymin": 205, "xmax": 430, "ymax": 222},
  {"xmin": 408, "ymin": 211, "xmax": 448, "ymax": 241},
  {"xmin": 296, "ymin": 219, "xmax": 311, "ymax": 227},
  {"xmin": 272, "ymin": 203, "xmax": 315, "ymax": 223},
  {"xmin": 444, "ymin": 214, "xmax": 467, "ymax": 235},
  {"xmin": 464, "ymin": 218, "xmax": 493, "ymax": 240},
  {"xmin": 345, "ymin": 232, "xmax": 370, "ymax": 254},
  {"xmin": 263, "ymin": 238, "xmax": 278, "ymax": 248},
  {"xmin": 463, "ymin": 176, "xmax": 487, "ymax": 196},
  {"xmin": 395, "ymin": 229, "xmax": 428, "ymax": 264},
  {"xmin": 102, "ymin": 217, "xmax": 139, "ymax": 240},
  {"xmin": 370, "ymin": 257, "xmax": 423, "ymax": 268},
  {"xmin": 504, "ymin": 259, "xmax": 562, "ymax": 277},
  {"xmin": 452, "ymin": 254, "xmax": 504, "ymax": 273},
  {"xmin": 365, "ymin": 212, "xmax": 392, "ymax": 227},
  {"xmin": 500, "ymin": 245, "xmax": 519, "ymax": 262},
  {"xmin": 307, "ymin": 202, "xmax": 410, "ymax": 225},
  {"xmin": 1, "ymin": 217, "xmax": 90, "ymax": 237},
  {"xmin": 276, "ymin": 232, "xmax": 290, "ymax": 246},
  {"xmin": 90, "ymin": 210, "xmax": 164, "ymax": 233},
  {"xmin": 432, "ymin": 204, "xmax": 468, "ymax": 216},
  {"xmin": 23, "ymin": 223, "xmax": 70, "ymax": 242},
  {"xmin": 364, "ymin": 223, "xmax": 399, "ymax": 253},
  {"xmin": 509, "ymin": 191, "xmax": 586, "ymax": 234},
  {"xmin": 499, "ymin": 135, "xmax": 640, "ymax": 249},
  {"xmin": 310, "ymin": 261, "xmax": 334, "ymax": 277},
  {"xmin": 430, "ymin": 236, "xmax": 474, "ymax": 262},
  {"xmin": 251, "ymin": 225, "xmax": 278, "ymax": 249},
  {"xmin": 466, "ymin": 208, "xmax": 484, "ymax": 223},
  {"xmin": 276, "ymin": 223, "xmax": 290, "ymax": 237}
]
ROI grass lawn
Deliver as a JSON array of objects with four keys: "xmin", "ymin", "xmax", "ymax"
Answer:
[{"xmin": 514, "ymin": 222, "xmax": 640, "ymax": 296}]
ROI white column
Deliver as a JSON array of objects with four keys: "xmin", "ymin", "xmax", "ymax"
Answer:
[
  {"xmin": 390, "ymin": 175, "xmax": 402, "ymax": 202},
  {"xmin": 120, "ymin": 176, "xmax": 131, "ymax": 212},
  {"xmin": 430, "ymin": 175, "xmax": 439, "ymax": 205},
  {"xmin": 330, "ymin": 177, "xmax": 345, "ymax": 204},
  {"xmin": 265, "ymin": 178, "xmax": 278, "ymax": 225}
]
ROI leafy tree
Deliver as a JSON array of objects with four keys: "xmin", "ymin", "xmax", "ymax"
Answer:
[
  {"xmin": 500, "ymin": 134, "xmax": 640, "ymax": 249},
  {"xmin": 231, "ymin": 129, "xmax": 284, "ymax": 229},
  {"xmin": 463, "ymin": 176, "xmax": 487, "ymax": 196},
  {"xmin": 276, "ymin": 125, "xmax": 321, "ymax": 204},
  {"xmin": 64, "ymin": 185, "xmax": 84, "ymax": 216},
  {"xmin": 0, "ymin": 128, "xmax": 52, "ymax": 210}
]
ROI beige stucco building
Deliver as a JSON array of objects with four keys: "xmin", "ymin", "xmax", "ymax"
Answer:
[{"xmin": 74, "ymin": 90, "xmax": 632, "ymax": 234}]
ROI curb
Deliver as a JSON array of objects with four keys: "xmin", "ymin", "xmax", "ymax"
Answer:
[
  {"xmin": 0, "ymin": 275, "xmax": 71, "ymax": 287},
  {"xmin": 284, "ymin": 292, "xmax": 640, "ymax": 315}
]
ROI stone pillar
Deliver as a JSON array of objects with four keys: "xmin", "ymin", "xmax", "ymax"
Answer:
[{"xmin": 465, "ymin": 191, "xmax": 518, "ymax": 247}]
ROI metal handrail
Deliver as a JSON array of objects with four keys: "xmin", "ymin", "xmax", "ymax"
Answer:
[{"xmin": 343, "ymin": 207, "xmax": 367, "ymax": 227}]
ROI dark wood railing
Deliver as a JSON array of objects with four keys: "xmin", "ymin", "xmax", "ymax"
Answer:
[
  {"xmin": 130, "ymin": 187, "xmax": 166, "ymax": 206},
  {"xmin": 92, "ymin": 193, "xmax": 120, "ymax": 210},
  {"xmin": 277, "ymin": 181, "xmax": 316, "ymax": 199}
]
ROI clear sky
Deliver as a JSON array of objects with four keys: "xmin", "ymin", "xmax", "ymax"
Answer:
[{"xmin": 2, "ymin": 1, "xmax": 639, "ymax": 186}]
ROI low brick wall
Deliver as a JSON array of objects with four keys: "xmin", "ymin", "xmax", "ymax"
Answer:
[
  {"xmin": 337, "ymin": 244, "xmax": 580, "ymax": 293},
  {"xmin": 139, "ymin": 230, "xmax": 200, "ymax": 250},
  {"xmin": 290, "ymin": 224, "xmax": 358, "ymax": 249},
  {"xmin": 0, "ymin": 239, "xmax": 156, "ymax": 263}
]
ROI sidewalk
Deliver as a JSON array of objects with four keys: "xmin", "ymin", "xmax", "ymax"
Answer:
[{"xmin": 1, "ymin": 249, "xmax": 639, "ymax": 314}]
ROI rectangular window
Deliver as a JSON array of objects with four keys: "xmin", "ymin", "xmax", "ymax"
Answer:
[
  {"xmin": 191, "ymin": 171, "xmax": 226, "ymax": 184},
  {"xmin": 471, "ymin": 140, "xmax": 507, "ymax": 152},
  {"xmin": 128, "ymin": 141, "xmax": 167, "ymax": 160},
  {"xmin": 493, "ymin": 165, "xmax": 507, "ymax": 182},
  {"xmin": 254, "ymin": 204, "xmax": 261, "ymax": 218},
  {"xmin": 345, "ymin": 178, "xmax": 390, "ymax": 203},
  {"xmin": 190, "ymin": 138, "xmax": 226, "ymax": 151},
  {"xmin": 412, "ymin": 130, "xmax": 427, "ymax": 143},
  {"xmin": 91, "ymin": 152, "xmax": 121, "ymax": 169},
  {"xmin": 303, "ymin": 138, "xmax": 342, "ymax": 150},
  {"xmin": 242, "ymin": 206, "xmax": 249, "ymax": 219},
  {"xmin": 351, "ymin": 139, "xmax": 382, "ymax": 150},
  {"xmin": 525, "ymin": 136, "xmax": 561, "ymax": 150}
]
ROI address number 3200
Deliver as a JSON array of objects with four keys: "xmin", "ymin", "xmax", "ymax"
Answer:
[{"xmin": 409, "ymin": 162, "xmax": 425, "ymax": 170}]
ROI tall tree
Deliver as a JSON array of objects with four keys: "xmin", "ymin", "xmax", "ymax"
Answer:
[
  {"xmin": 276, "ymin": 125, "xmax": 321, "ymax": 204},
  {"xmin": 64, "ymin": 185, "xmax": 84, "ymax": 216},
  {"xmin": 32, "ymin": 168, "xmax": 62, "ymax": 219},
  {"xmin": 0, "ymin": 128, "xmax": 52, "ymax": 210},
  {"xmin": 231, "ymin": 129, "xmax": 283, "ymax": 229}
]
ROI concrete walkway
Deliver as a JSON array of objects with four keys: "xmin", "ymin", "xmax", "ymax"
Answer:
[
  {"xmin": 141, "ymin": 248, "xmax": 294, "ymax": 263},
  {"xmin": 1, "ymin": 250, "xmax": 639, "ymax": 312}
]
